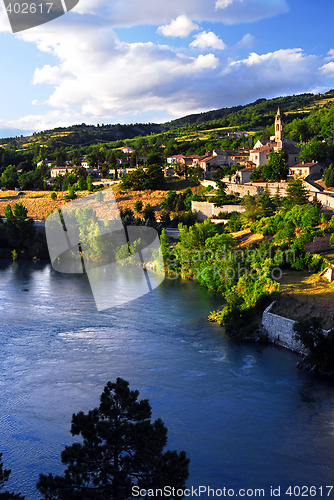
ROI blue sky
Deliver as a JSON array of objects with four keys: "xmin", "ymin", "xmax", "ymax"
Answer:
[{"xmin": 0, "ymin": 0, "xmax": 333, "ymax": 136}]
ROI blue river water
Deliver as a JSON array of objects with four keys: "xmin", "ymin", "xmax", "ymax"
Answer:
[{"xmin": 0, "ymin": 260, "xmax": 334, "ymax": 499}]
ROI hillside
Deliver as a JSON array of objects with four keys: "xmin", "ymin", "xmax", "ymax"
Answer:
[
  {"xmin": 2, "ymin": 89, "xmax": 334, "ymax": 152},
  {"xmin": 164, "ymin": 90, "xmax": 334, "ymax": 130}
]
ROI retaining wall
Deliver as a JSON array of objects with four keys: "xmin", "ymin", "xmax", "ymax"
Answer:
[
  {"xmin": 305, "ymin": 234, "xmax": 332, "ymax": 254},
  {"xmin": 191, "ymin": 201, "xmax": 245, "ymax": 220},
  {"xmin": 262, "ymin": 302, "xmax": 306, "ymax": 353},
  {"xmin": 262, "ymin": 302, "xmax": 331, "ymax": 354}
]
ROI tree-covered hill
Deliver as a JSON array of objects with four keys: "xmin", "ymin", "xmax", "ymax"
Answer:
[
  {"xmin": 164, "ymin": 90, "xmax": 334, "ymax": 132},
  {"xmin": 2, "ymin": 89, "xmax": 334, "ymax": 151}
]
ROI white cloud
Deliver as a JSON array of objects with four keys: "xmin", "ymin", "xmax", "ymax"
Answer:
[
  {"xmin": 215, "ymin": 0, "xmax": 289, "ymax": 24},
  {"xmin": 59, "ymin": 0, "xmax": 289, "ymax": 28},
  {"xmin": 221, "ymin": 48, "xmax": 321, "ymax": 103},
  {"xmin": 33, "ymin": 64, "xmax": 69, "ymax": 85},
  {"xmin": 216, "ymin": 0, "xmax": 234, "ymax": 7},
  {"xmin": 236, "ymin": 33, "xmax": 255, "ymax": 49},
  {"xmin": 0, "ymin": 0, "xmax": 331, "ymax": 133},
  {"xmin": 157, "ymin": 15, "xmax": 198, "ymax": 38},
  {"xmin": 190, "ymin": 31, "xmax": 226, "ymax": 50},
  {"xmin": 326, "ymin": 49, "xmax": 334, "ymax": 61},
  {"xmin": 320, "ymin": 61, "xmax": 334, "ymax": 76}
]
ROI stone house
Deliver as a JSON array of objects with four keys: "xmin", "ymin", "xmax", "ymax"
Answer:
[{"xmin": 289, "ymin": 162, "xmax": 325, "ymax": 180}]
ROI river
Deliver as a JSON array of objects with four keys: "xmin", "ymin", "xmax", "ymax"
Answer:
[{"xmin": 0, "ymin": 260, "xmax": 334, "ymax": 499}]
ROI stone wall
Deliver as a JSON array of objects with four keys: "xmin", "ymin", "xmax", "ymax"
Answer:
[
  {"xmin": 262, "ymin": 302, "xmax": 331, "ymax": 354},
  {"xmin": 305, "ymin": 234, "xmax": 332, "ymax": 254},
  {"xmin": 315, "ymin": 191, "xmax": 334, "ymax": 209},
  {"xmin": 262, "ymin": 302, "xmax": 307, "ymax": 354},
  {"xmin": 191, "ymin": 201, "xmax": 245, "ymax": 220}
]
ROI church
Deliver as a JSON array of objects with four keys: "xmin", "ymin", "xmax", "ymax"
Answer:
[{"xmin": 249, "ymin": 107, "xmax": 300, "ymax": 168}]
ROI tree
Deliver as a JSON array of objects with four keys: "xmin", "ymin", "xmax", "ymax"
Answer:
[
  {"xmin": 87, "ymin": 174, "xmax": 93, "ymax": 192},
  {"xmin": 130, "ymin": 152, "xmax": 137, "ymax": 168},
  {"xmin": 0, "ymin": 453, "xmax": 24, "ymax": 499},
  {"xmin": 145, "ymin": 164, "xmax": 164, "ymax": 190},
  {"xmin": 160, "ymin": 229, "xmax": 170, "ymax": 257},
  {"xmin": 133, "ymin": 200, "xmax": 143, "ymax": 213},
  {"xmin": 293, "ymin": 318, "xmax": 334, "ymax": 376},
  {"xmin": 0, "ymin": 165, "xmax": 18, "ymax": 189},
  {"xmin": 146, "ymin": 153, "xmax": 163, "ymax": 166},
  {"xmin": 284, "ymin": 178, "xmax": 309, "ymax": 209},
  {"xmin": 299, "ymin": 140, "xmax": 327, "ymax": 163},
  {"xmin": 144, "ymin": 204, "xmax": 156, "ymax": 222},
  {"xmin": 323, "ymin": 164, "xmax": 334, "ymax": 188},
  {"xmin": 4, "ymin": 203, "xmax": 35, "ymax": 250},
  {"xmin": 263, "ymin": 150, "xmax": 288, "ymax": 181},
  {"xmin": 37, "ymin": 378, "xmax": 189, "ymax": 499},
  {"xmin": 174, "ymin": 162, "xmax": 190, "ymax": 180}
]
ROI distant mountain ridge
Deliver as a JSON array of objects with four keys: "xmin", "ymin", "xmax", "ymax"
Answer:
[{"xmin": 2, "ymin": 89, "xmax": 334, "ymax": 148}]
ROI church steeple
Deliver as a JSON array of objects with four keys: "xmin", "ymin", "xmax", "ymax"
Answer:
[{"xmin": 275, "ymin": 106, "xmax": 283, "ymax": 144}]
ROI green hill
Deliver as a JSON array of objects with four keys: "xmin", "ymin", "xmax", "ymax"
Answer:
[{"xmin": 2, "ymin": 89, "xmax": 334, "ymax": 151}]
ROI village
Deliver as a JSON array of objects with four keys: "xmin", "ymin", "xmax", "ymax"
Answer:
[{"xmin": 41, "ymin": 107, "xmax": 334, "ymax": 213}]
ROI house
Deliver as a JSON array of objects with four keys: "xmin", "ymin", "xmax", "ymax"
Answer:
[
  {"xmin": 227, "ymin": 149, "xmax": 250, "ymax": 165},
  {"xmin": 123, "ymin": 147, "xmax": 135, "ymax": 154},
  {"xmin": 226, "ymin": 131, "xmax": 249, "ymax": 138},
  {"xmin": 320, "ymin": 265, "xmax": 334, "ymax": 283},
  {"xmin": 198, "ymin": 151, "xmax": 236, "ymax": 179},
  {"xmin": 50, "ymin": 166, "xmax": 75, "ymax": 178},
  {"xmin": 37, "ymin": 159, "xmax": 53, "ymax": 168},
  {"xmin": 81, "ymin": 158, "xmax": 89, "ymax": 169},
  {"xmin": 232, "ymin": 167, "xmax": 256, "ymax": 184},
  {"xmin": 249, "ymin": 144, "xmax": 274, "ymax": 167},
  {"xmin": 166, "ymin": 154, "xmax": 187, "ymax": 164},
  {"xmin": 289, "ymin": 162, "xmax": 324, "ymax": 180}
]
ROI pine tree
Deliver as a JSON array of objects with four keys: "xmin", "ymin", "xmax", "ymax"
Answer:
[
  {"xmin": 284, "ymin": 178, "xmax": 309, "ymax": 209},
  {"xmin": 37, "ymin": 379, "xmax": 189, "ymax": 500}
]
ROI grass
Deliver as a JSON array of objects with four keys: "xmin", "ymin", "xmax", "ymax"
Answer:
[
  {"xmin": 232, "ymin": 229, "xmax": 268, "ymax": 247},
  {"xmin": 273, "ymin": 270, "xmax": 334, "ymax": 329},
  {"xmin": 0, "ymin": 180, "xmax": 198, "ymax": 221}
]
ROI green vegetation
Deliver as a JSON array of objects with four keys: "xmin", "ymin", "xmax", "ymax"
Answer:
[
  {"xmin": 37, "ymin": 378, "xmax": 189, "ymax": 499},
  {"xmin": 293, "ymin": 318, "xmax": 334, "ymax": 376},
  {"xmin": 159, "ymin": 178, "xmax": 334, "ymax": 339},
  {"xmin": 251, "ymin": 150, "xmax": 288, "ymax": 182},
  {"xmin": 0, "ymin": 202, "xmax": 47, "ymax": 259},
  {"xmin": 120, "ymin": 164, "xmax": 164, "ymax": 191},
  {"xmin": 323, "ymin": 163, "xmax": 334, "ymax": 187}
]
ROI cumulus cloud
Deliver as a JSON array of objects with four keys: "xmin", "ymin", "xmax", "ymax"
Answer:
[
  {"xmin": 0, "ymin": 0, "xmax": 331, "ymax": 133},
  {"xmin": 320, "ymin": 61, "xmax": 334, "ymax": 76},
  {"xmin": 157, "ymin": 15, "xmax": 198, "ymax": 38},
  {"xmin": 190, "ymin": 31, "xmax": 226, "ymax": 50},
  {"xmin": 221, "ymin": 48, "xmax": 321, "ymax": 103},
  {"xmin": 20, "ymin": 18, "xmax": 328, "ymax": 131}
]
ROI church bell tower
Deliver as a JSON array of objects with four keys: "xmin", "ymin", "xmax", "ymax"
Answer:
[{"xmin": 275, "ymin": 106, "xmax": 283, "ymax": 144}]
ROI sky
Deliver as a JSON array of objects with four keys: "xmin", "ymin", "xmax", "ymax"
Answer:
[{"xmin": 0, "ymin": 0, "xmax": 333, "ymax": 137}]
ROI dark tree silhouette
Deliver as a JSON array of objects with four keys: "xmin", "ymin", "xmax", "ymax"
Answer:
[{"xmin": 37, "ymin": 378, "xmax": 189, "ymax": 499}]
